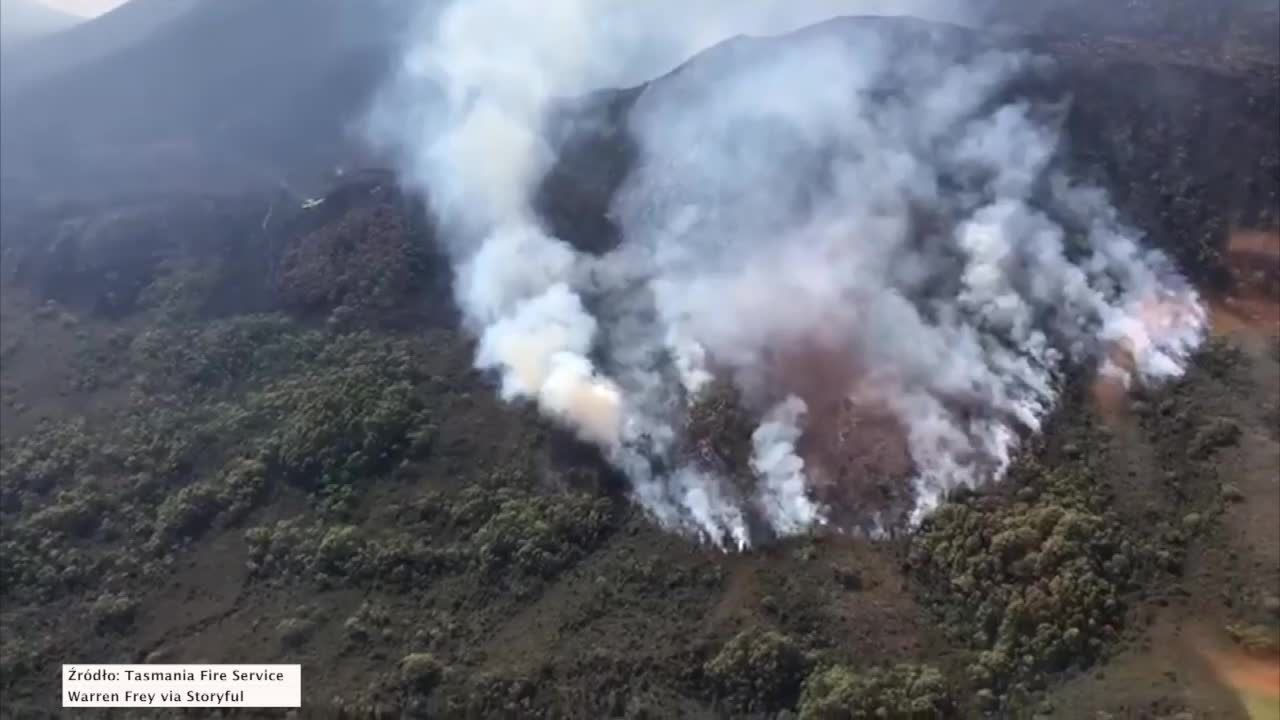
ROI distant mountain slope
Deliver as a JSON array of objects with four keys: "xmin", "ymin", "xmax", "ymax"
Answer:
[
  {"xmin": 0, "ymin": 0, "xmax": 81, "ymax": 47},
  {"xmin": 977, "ymin": 0, "xmax": 1279, "ymax": 58},
  {"xmin": 0, "ymin": 0, "xmax": 198, "ymax": 95},
  {"xmin": 0, "ymin": 0, "xmax": 417, "ymax": 206},
  {"xmin": 0, "ymin": 0, "xmax": 1273, "ymax": 215},
  {"xmin": 541, "ymin": 13, "xmax": 1277, "ymax": 288}
]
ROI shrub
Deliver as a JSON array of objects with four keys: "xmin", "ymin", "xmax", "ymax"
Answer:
[
  {"xmin": 249, "ymin": 335, "xmax": 429, "ymax": 487},
  {"xmin": 1226, "ymin": 623, "xmax": 1280, "ymax": 656},
  {"xmin": 246, "ymin": 519, "xmax": 451, "ymax": 589},
  {"xmin": 148, "ymin": 455, "xmax": 266, "ymax": 546},
  {"xmin": 0, "ymin": 633, "xmax": 43, "ymax": 686},
  {"xmin": 1190, "ymin": 417, "xmax": 1241, "ymax": 459},
  {"xmin": 153, "ymin": 483, "xmax": 223, "ymax": 543},
  {"xmin": 245, "ymin": 519, "xmax": 325, "ymax": 579},
  {"xmin": 0, "ymin": 419, "xmax": 96, "ymax": 506},
  {"xmin": 911, "ymin": 501, "xmax": 1128, "ymax": 684},
  {"xmin": 279, "ymin": 205, "xmax": 426, "ymax": 317},
  {"xmin": 277, "ymin": 617, "xmax": 315, "ymax": 648},
  {"xmin": 469, "ymin": 489, "xmax": 613, "ymax": 580},
  {"xmin": 0, "ymin": 532, "xmax": 104, "ymax": 602},
  {"xmin": 316, "ymin": 526, "xmax": 367, "ymax": 575},
  {"xmin": 343, "ymin": 602, "xmax": 390, "ymax": 643},
  {"xmin": 26, "ymin": 484, "xmax": 106, "ymax": 537},
  {"xmin": 130, "ymin": 314, "xmax": 315, "ymax": 394},
  {"xmin": 704, "ymin": 628, "xmax": 809, "ymax": 713},
  {"xmin": 798, "ymin": 664, "xmax": 951, "ymax": 720},
  {"xmin": 400, "ymin": 653, "xmax": 443, "ymax": 692},
  {"xmin": 91, "ymin": 592, "xmax": 138, "ymax": 632},
  {"xmin": 137, "ymin": 260, "xmax": 223, "ymax": 321},
  {"xmin": 244, "ymin": 482, "xmax": 611, "ymax": 594},
  {"xmin": 908, "ymin": 461, "xmax": 1169, "ymax": 696},
  {"xmin": 443, "ymin": 671, "xmax": 539, "ymax": 718},
  {"xmin": 218, "ymin": 457, "xmax": 268, "ymax": 522}
]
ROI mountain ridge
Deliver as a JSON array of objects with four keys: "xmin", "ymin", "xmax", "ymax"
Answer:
[{"xmin": 0, "ymin": 0, "xmax": 81, "ymax": 47}]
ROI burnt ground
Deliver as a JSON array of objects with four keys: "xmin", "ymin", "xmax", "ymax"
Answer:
[{"xmin": 1, "ymin": 14, "xmax": 1278, "ymax": 720}]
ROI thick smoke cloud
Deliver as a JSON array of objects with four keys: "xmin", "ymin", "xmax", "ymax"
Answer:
[{"xmin": 369, "ymin": 1, "xmax": 1206, "ymax": 548}]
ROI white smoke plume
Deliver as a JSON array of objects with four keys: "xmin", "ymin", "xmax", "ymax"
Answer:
[
  {"xmin": 751, "ymin": 396, "xmax": 825, "ymax": 535},
  {"xmin": 369, "ymin": 2, "xmax": 1207, "ymax": 548}
]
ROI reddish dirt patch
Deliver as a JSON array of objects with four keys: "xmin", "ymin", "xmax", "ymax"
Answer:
[
  {"xmin": 1210, "ymin": 230, "xmax": 1280, "ymax": 340},
  {"xmin": 762, "ymin": 336, "xmax": 916, "ymax": 531}
]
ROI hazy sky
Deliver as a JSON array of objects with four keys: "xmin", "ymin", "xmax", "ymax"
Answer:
[{"xmin": 42, "ymin": 0, "xmax": 126, "ymax": 17}]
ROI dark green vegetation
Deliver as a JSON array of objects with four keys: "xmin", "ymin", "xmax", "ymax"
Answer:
[
  {"xmin": 2, "ymin": 15, "xmax": 1279, "ymax": 720},
  {"xmin": 800, "ymin": 663, "xmax": 952, "ymax": 720},
  {"xmin": 2, "ymin": 183, "xmax": 1276, "ymax": 720},
  {"xmin": 911, "ymin": 436, "xmax": 1183, "ymax": 709}
]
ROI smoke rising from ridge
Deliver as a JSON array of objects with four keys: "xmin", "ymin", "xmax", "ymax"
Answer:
[{"xmin": 369, "ymin": 2, "xmax": 1206, "ymax": 547}]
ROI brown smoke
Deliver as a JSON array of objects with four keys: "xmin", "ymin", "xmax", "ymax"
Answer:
[{"xmin": 763, "ymin": 333, "xmax": 916, "ymax": 532}]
